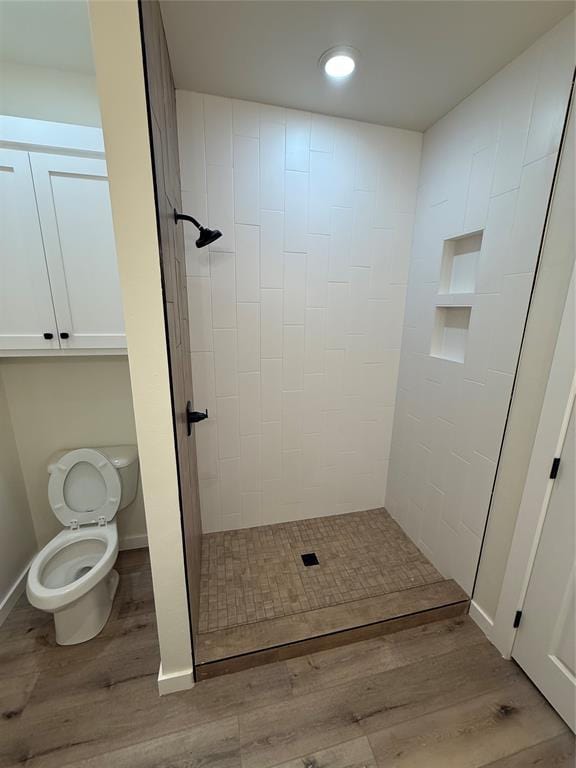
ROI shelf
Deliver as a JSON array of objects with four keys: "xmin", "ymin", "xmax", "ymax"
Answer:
[
  {"xmin": 430, "ymin": 306, "xmax": 471, "ymax": 364},
  {"xmin": 0, "ymin": 348, "xmax": 127, "ymax": 358},
  {"xmin": 440, "ymin": 231, "xmax": 483, "ymax": 295},
  {"xmin": 435, "ymin": 293, "xmax": 475, "ymax": 308}
]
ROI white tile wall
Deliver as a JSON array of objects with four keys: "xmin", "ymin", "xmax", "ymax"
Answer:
[
  {"xmin": 386, "ymin": 15, "xmax": 574, "ymax": 595},
  {"xmin": 177, "ymin": 91, "xmax": 422, "ymax": 531}
]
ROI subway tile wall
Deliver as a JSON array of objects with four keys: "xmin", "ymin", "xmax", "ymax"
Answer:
[
  {"xmin": 177, "ymin": 92, "xmax": 422, "ymax": 532},
  {"xmin": 386, "ymin": 15, "xmax": 574, "ymax": 595}
]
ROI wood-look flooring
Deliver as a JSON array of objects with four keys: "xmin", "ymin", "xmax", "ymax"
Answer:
[
  {"xmin": 195, "ymin": 583, "xmax": 468, "ymax": 677},
  {"xmin": 1, "ymin": 549, "xmax": 573, "ymax": 767}
]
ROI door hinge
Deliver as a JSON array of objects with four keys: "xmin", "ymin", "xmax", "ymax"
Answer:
[
  {"xmin": 550, "ymin": 457, "xmax": 561, "ymax": 479},
  {"xmin": 513, "ymin": 610, "xmax": 522, "ymax": 629}
]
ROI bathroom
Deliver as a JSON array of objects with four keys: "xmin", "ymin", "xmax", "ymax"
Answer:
[{"xmin": 1, "ymin": 0, "xmax": 575, "ymax": 764}]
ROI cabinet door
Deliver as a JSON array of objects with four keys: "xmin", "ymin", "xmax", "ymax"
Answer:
[
  {"xmin": 0, "ymin": 149, "xmax": 60, "ymax": 350},
  {"xmin": 29, "ymin": 153, "xmax": 126, "ymax": 349}
]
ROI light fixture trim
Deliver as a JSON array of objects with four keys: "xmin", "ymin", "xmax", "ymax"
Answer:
[{"xmin": 319, "ymin": 45, "xmax": 359, "ymax": 80}]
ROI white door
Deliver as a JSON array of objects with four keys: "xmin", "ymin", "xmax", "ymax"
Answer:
[
  {"xmin": 0, "ymin": 149, "xmax": 60, "ymax": 350},
  {"xmin": 513, "ymin": 398, "xmax": 576, "ymax": 731},
  {"xmin": 29, "ymin": 153, "xmax": 125, "ymax": 349}
]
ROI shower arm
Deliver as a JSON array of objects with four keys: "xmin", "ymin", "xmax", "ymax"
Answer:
[
  {"xmin": 174, "ymin": 210, "xmax": 201, "ymax": 229},
  {"xmin": 173, "ymin": 209, "xmax": 223, "ymax": 249}
]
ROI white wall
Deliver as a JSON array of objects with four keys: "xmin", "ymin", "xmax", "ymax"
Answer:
[
  {"xmin": 386, "ymin": 15, "xmax": 574, "ymax": 596},
  {"xmin": 0, "ymin": 372, "xmax": 36, "ymax": 613},
  {"xmin": 176, "ymin": 92, "xmax": 422, "ymax": 532},
  {"xmin": 0, "ymin": 60, "xmax": 101, "ymax": 127},
  {"xmin": 0, "ymin": 358, "xmax": 147, "ymax": 549},
  {"xmin": 90, "ymin": 0, "xmax": 193, "ymax": 692}
]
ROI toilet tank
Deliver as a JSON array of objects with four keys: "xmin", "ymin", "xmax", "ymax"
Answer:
[{"xmin": 47, "ymin": 445, "xmax": 139, "ymax": 511}]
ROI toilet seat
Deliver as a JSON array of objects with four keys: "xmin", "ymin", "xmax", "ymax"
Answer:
[
  {"xmin": 27, "ymin": 523, "xmax": 119, "ymax": 612},
  {"xmin": 48, "ymin": 448, "xmax": 121, "ymax": 528}
]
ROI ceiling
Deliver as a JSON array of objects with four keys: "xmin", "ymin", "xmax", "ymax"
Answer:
[
  {"xmin": 0, "ymin": 0, "xmax": 94, "ymax": 74},
  {"xmin": 0, "ymin": 0, "xmax": 572, "ymax": 131},
  {"xmin": 160, "ymin": 0, "xmax": 574, "ymax": 131}
]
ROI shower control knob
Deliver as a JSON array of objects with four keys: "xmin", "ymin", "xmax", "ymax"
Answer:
[{"xmin": 186, "ymin": 401, "xmax": 208, "ymax": 436}]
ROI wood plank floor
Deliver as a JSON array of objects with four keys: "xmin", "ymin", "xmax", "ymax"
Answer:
[{"xmin": 1, "ymin": 549, "xmax": 573, "ymax": 768}]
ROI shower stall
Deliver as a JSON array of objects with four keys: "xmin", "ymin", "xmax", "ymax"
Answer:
[{"xmin": 139, "ymin": 2, "xmax": 575, "ymax": 678}]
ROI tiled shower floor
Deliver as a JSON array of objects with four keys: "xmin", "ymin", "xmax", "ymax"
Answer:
[
  {"xmin": 196, "ymin": 508, "xmax": 468, "ymax": 675},
  {"xmin": 199, "ymin": 508, "xmax": 446, "ymax": 633}
]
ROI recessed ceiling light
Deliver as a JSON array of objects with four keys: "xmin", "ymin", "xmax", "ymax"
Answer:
[{"xmin": 319, "ymin": 46, "xmax": 358, "ymax": 80}]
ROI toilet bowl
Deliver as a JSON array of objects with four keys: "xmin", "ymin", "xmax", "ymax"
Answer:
[
  {"xmin": 27, "ymin": 524, "xmax": 119, "ymax": 644},
  {"xmin": 26, "ymin": 445, "xmax": 139, "ymax": 645}
]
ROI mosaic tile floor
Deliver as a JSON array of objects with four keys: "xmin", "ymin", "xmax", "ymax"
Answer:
[{"xmin": 198, "ymin": 508, "xmax": 444, "ymax": 634}]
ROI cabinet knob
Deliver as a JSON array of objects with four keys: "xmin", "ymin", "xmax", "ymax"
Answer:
[
  {"xmin": 60, "ymin": 332, "xmax": 70, "ymax": 339},
  {"xmin": 43, "ymin": 332, "xmax": 54, "ymax": 340}
]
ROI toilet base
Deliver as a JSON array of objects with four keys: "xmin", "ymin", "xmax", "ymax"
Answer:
[{"xmin": 54, "ymin": 569, "xmax": 119, "ymax": 645}]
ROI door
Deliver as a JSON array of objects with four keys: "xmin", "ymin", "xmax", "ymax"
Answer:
[
  {"xmin": 0, "ymin": 149, "xmax": 59, "ymax": 350},
  {"xmin": 29, "ymin": 152, "xmax": 126, "ymax": 349},
  {"xmin": 139, "ymin": 0, "xmax": 203, "ymax": 660},
  {"xmin": 513, "ymin": 398, "xmax": 576, "ymax": 731}
]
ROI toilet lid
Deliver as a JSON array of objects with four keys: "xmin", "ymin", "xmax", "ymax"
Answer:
[{"xmin": 48, "ymin": 448, "xmax": 121, "ymax": 527}]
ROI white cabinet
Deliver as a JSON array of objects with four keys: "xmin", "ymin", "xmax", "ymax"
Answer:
[
  {"xmin": 0, "ymin": 149, "xmax": 60, "ymax": 350},
  {"xmin": 0, "ymin": 145, "xmax": 125, "ymax": 353},
  {"xmin": 30, "ymin": 153, "xmax": 125, "ymax": 350}
]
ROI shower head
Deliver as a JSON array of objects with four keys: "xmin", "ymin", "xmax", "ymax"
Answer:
[
  {"xmin": 173, "ymin": 209, "xmax": 223, "ymax": 249},
  {"xmin": 196, "ymin": 226, "xmax": 222, "ymax": 249}
]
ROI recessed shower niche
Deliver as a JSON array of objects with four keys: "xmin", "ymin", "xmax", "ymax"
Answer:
[
  {"xmin": 440, "ymin": 230, "xmax": 483, "ymax": 294},
  {"xmin": 430, "ymin": 230, "xmax": 482, "ymax": 364},
  {"xmin": 431, "ymin": 306, "xmax": 472, "ymax": 364}
]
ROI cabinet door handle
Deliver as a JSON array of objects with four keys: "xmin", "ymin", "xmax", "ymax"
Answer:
[
  {"xmin": 43, "ymin": 332, "xmax": 54, "ymax": 340},
  {"xmin": 60, "ymin": 332, "xmax": 70, "ymax": 339}
]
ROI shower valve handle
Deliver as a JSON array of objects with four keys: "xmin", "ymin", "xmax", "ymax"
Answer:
[{"xmin": 186, "ymin": 401, "xmax": 208, "ymax": 436}]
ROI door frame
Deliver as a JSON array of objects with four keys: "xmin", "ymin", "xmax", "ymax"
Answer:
[
  {"xmin": 490, "ymin": 267, "xmax": 575, "ymax": 658},
  {"xmin": 469, "ymin": 74, "xmax": 575, "ymax": 645}
]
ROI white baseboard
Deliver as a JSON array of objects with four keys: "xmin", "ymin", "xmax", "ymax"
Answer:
[
  {"xmin": 157, "ymin": 662, "xmax": 194, "ymax": 695},
  {"xmin": 119, "ymin": 533, "xmax": 148, "ymax": 551},
  {"xmin": 0, "ymin": 558, "xmax": 33, "ymax": 628},
  {"xmin": 469, "ymin": 599, "xmax": 495, "ymax": 640}
]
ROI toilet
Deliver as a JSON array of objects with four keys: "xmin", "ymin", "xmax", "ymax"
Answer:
[{"xmin": 26, "ymin": 445, "xmax": 139, "ymax": 645}]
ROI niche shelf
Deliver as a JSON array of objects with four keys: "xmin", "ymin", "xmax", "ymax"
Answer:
[
  {"xmin": 440, "ymin": 230, "xmax": 483, "ymax": 295},
  {"xmin": 431, "ymin": 306, "xmax": 471, "ymax": 364}
]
